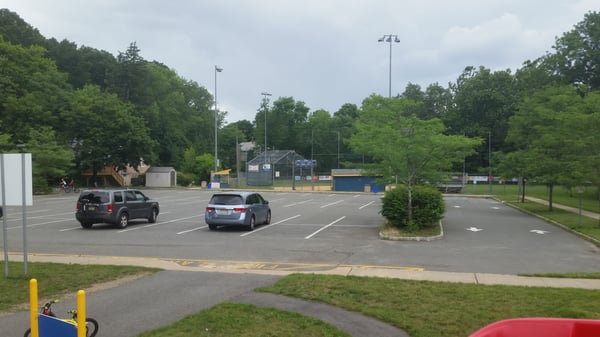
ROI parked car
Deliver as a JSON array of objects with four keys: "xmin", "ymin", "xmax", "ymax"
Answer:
[
  {"xmin": 205, "ymin": 191, "xmax": 271, "ymax": 231},
  {"xmin": 75, "ymin": 189, "xmax": 159, "ymax": 229}
]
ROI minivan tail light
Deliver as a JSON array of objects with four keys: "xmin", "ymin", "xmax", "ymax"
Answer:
[
  {"xmin": 233, "ymin": 207, "xmax": 247, "ymax": 213},
  {"xmin": 107, "ymin": 204, "xmax": 113, "ymax": 213}
]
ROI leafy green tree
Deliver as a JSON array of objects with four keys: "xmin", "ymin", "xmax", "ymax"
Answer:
[
  {"xmin": 543, "ymin": 11, "xmax": 600, "ymax": 89},
  {"xmin": 45, "ymin": 38, "xmax": 117, "ymax": 90},
  {"xmin": 0, "ymin": 133, "xmax": 13, "ymax": 152},
  {"xmin": 107, "ymin": 42, "xmax": 149, "ymax": 105},
  {"xmin": 349, "ymin": 95, "xmax": 481, "ymax": 226},
  {"xmin": 444, "ymin": 66, "xmax": 519, "ymax": 174},
  {"xmin": 505, "ymin": 85, "xmax": 600, "ymax": 210},
  {"xmin": 143, "ymin": 62, "xmax": 191, "ymax": 166},
  {"xmin": 332, "ymin": 104, "xmax": 360, "ymax": 166},
  {"xmin": 514, "ymin": 59, "xmax": 561, "ymax": 97},
  {"xmin": 179, "ymin": 147, "xmax": 214, "ymax": 182},
  {"xmin": 400, "ymin": 83, "xmax": 427, "ymax": 118},
  {"xmin": 228, "ymin": 120, "xmax": 254, "ymax": 141},
  {"xmin": 255, "ymin": 96, "xmax": 310, "ymax": 155},
  {"xmin": 195, "ymin": 153, "xmax": 215, "ymax": 182},
  {"xmin": 63, "ymin": 85, "xmax": 156, "ymax": 175},
  {"xmin": 0, "ymin": 9, "xmax": 46, "ymax": 47},
  {"xmin": 423, "ymin": 83, "xmax": 452, "ymax": 119},
  {"xmin": 307, "ymin": 109, "xmax": 340, "ymax": 172},
  {"xmin": 218, "ymin": 123, "xmax": 247, "ymax": 173},
  {"xmin": 26, "ymin": 127, "xmax": 74, "ymax": 192},
  {"xmin": 0, "ymin": 37, "xmax": 70, "ymax": 143}
]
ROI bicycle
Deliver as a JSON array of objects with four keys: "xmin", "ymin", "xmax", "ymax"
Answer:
[
  {"xmin": 59, "ymin": 179, "xmax": 71, "ymax": 193},
  {"xmin": 24, "ymin": 299, "xmax": 99, "ymax": 337},
  {"xmin": 59, "ymin": 179, "xmax": 80, "ymax": 193}
]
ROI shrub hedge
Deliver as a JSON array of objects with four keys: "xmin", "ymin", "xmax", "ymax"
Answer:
[{"xmin": 381, "ymin": 185, "xmax": 445, "ymax": 231}]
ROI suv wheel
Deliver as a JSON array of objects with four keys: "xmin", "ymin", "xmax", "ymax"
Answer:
[
  {"xmin": 247, "ymin": 215, "xmax": 255, "ymax": 231},
  {"xmin": 148, "ymin": 208, "xmax": 158, "ymax": 223},
  {"xmin": 117, "ymin": 212, "xmax": 129, "ymax": 229},
  {"xmin": 80, "ymin": 221, "xmax": 93, "ymax": 229},
  {"xmin": 208, "ymin": 224, "xmax": 217, "ymax": 230}
]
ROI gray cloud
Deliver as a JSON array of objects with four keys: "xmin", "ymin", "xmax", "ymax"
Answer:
[{"xmin": 2, "ymin": 0, "xmax": 595, "ymax": 122}]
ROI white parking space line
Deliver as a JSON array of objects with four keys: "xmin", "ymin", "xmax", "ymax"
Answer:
[
  {"xmin": 21, "ymin": 209, "xmax": 53, "ymax": 215},
  {"xmin": 9, "ymin": 218, "xmax": 73, "ymax": 230},
  {"xmin": 240, "ymin": 214, "xmax": 302, "ymax": 237},
  {"xmin": 359, "ymin": 201, "xmax": 375, "ymax": 209},
  {"xmin": 320, "ymin": 200, "xmax": 344, "ymax": 208},
  {"xmin": 59, "ymin": 226, "xmax": 82, "ymax": 232},
  {"xmin": 177, "ymin": 225, "xmax": 207, "ymax": 234},
  {"xmin": 117, "ymin": 215, "xmax": 201, "ymax": 233},
  {"xmin": 283, "ymin": 199, "xmax": 312, "ymax": 208},
  {"xmin": 305, "ymin": 216, "xmax": 346, "ymax": 239}
]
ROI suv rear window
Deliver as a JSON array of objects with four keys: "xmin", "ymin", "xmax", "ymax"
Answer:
[
  {"xmin": 78, "ymin": 191, "xmax": 109, "ymax": 204},
  {"xmin": 210, "ymin": 195, "xmax": 244, "ymax": 205}
]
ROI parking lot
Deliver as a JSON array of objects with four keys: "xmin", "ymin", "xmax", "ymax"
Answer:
[{"xmin": 2, "ymin": 189, "xmax": 599, "ymax": 274}]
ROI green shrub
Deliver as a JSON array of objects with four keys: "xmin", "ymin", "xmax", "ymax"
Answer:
[
  {"xmin": 177, "ymin": 171, "xmax": 196, "ymax": 186},
  {"xmin": 381, "ymin": 185, "xmax": 445, "ymax": 231}
]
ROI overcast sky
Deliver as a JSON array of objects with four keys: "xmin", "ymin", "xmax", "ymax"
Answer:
[{"xmin": 3, "ymin": 1, "xmax": 597, "ymax": 123}]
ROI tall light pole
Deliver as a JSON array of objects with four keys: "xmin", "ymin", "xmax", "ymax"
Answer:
[
  {"xmin": 334, "ymin": 131, "xmax": 340, "ymax": 169},
  {"xmin": 378, "ymin": 34, "xmax": 400, "ymax": 98},
  {"xmin": 214, "ymin": 65, "xmax": 223, "ymax": 173},
  {"xmin": 261, "ymin": 92, "xmax": 272, "ymax": 164}
]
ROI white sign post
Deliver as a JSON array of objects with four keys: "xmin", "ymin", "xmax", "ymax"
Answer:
[{"xmin": 1, "ymin": 153, "xmax": 33, "ymax": 277}]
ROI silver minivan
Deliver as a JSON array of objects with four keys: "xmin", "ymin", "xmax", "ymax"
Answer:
[{"xmin": 205, "ymin": 191, "xmax": 271, "ymax": 231}]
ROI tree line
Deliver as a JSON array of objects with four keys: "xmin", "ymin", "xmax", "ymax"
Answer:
[{"xmin": 1, "ymin": 8, "xmax": 599, "ymax": 206}]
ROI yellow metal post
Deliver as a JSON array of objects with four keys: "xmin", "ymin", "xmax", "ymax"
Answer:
[
  {"xmin": 29, "ymin": 279, "xmax": 38, "ymax": 337},
  {"xmin": 77, "ymin": 290, "xmax": 86, "ymax": 337}
]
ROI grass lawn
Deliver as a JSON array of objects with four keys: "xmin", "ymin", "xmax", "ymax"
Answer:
[
  {"xmin": 0, "ymin": 261, "xmax": 159, "ymax": 312},
  {"xmin": 135, "ymin": 302, "xmax": 351, "ymax": 337},
  {"xmin": 257, "ymin": 274, "xmax": 600, "ymax": 337}
]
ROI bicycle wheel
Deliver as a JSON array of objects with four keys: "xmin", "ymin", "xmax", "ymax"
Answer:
[{"xmin": 85, "ymin": 317, "xmax": 99, "ymax": 337}]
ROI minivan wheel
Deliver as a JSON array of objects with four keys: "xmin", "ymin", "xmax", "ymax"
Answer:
[
  {"xmin": 247, "ymin": 216, "xmax": 255, "ymax": 231},
  {"xmin": 148, "ymin": 208, "xmax": 158, "ymax": 223},
  {"xmin": 117, "ymin": 212, "xmax": 129, "ymax": 228}
]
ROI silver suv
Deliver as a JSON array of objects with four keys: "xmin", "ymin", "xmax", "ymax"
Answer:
[
  {"xmin": 205, "ymin": 191, "xmax": 271, "ymax": 231},
  {"xmin": 75, "ymin": 189, "xmax": 159, "ymax": 229}
]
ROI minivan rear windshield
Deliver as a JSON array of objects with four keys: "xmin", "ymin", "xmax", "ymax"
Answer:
[
  {"xmin": 79, "ymin": 192, "xmax": 109, "ymax": 204},
  {"xmin": 210, "ymin": 195, "xmax": 244, "ymax": 205}
]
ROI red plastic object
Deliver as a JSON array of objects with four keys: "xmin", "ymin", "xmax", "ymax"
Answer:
[{"xmin": 468, "ymin": 318, "xmax": 600, "ymax": 337}]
